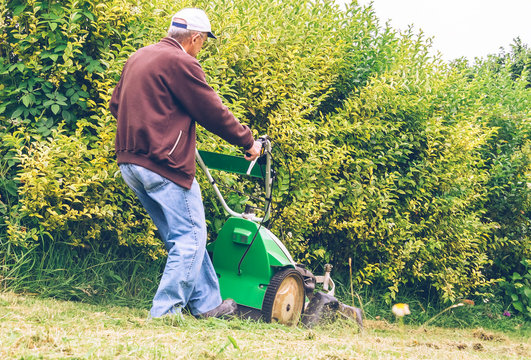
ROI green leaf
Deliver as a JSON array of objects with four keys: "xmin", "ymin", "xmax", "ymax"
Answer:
[
  {"xmin": 72, "ymin": 13, "xmax": 82, "ymax": 22},
  {"xmin": 51, "ymin": 104, "xmax": 60, "ymax": 115},
  {"xmin": 4, "ymin": 180, "xmax": 18, "ymax": 197},
  {"xmin": 62, "ymin": 110, "xmax": 73, "ymax": 122},
  {"xmin": 11, "ymin": 108, "xmax": 23, "ymax": 118},
  {"xmin": 49, "ymin": 22, "xmax": 58, "ymax": 31},
  {"xmin": 13, "ymin": 5, "xmax": 27, "ymax": 16},
  {"xmin": 37, "ymin": 127, "xmax": 51, "ymax": 137},
  {"xmin": 83, "ymin": 11, "xmax": 94, "ymax": 21},
  {"xmin": 22, "ymin": 94, "xmax": 31, "ymax": 107},
  {"xmin": 44, "ymin": 117, "xmax": 54, "ymax": 128},
  {"xmin": 54, "ymin": 44, "xmax": 67, "ymax": 52},
  {"xmin": 513, "ymin": 301, "xmax": 524, "ymax": 312},
  {"xmin": 56, "ymin": 94, "xmax": 68, "ymax": 103},
  {"xmin": 512, "ymin": 272, "xmax": 523, "ymax": 281}
]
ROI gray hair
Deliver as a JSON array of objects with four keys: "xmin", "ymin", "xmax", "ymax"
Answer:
[{"xmin": 168, "ymin": 24, "xmax": 202, "ymax": 43}]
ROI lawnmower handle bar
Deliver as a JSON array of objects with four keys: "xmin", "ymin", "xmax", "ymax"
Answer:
[{"xmin": 195, "ymin": 136, "xmax": 272, "ymax": 223}]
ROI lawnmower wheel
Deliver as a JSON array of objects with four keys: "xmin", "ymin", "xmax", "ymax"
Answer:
[{"xmin": 261, "ymin": 268, "xmax": 305, "ymax": 326}]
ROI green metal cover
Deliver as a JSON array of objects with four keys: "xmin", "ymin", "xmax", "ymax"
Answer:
[
  {"xmin": 198, "ymin": 150, "xmax": 265, "ymax": 178},
  {"xmin": 207, "ymin": 217, "xmax": 294, "ymax": 310}
]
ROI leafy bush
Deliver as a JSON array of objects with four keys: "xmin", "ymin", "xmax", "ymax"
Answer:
[
  {"xmin": 7, "ymin": 124, "xmax": 164, "ymax": 259},
  {"xmin": 264, "ymin": 30, "xmax": 503, "ymax": 302},
  {"xmin": 0, "ymin": 0, "xmax": 146, "ymax": 212},
  {"xmin": 455, "ymin": 43, "xmax": 531, "ymax": 278},
  {"xmin": 0, "ymin": 0, "xmax": 169, "ymax": 294},
  {"xmin": 501, "ymin": 259, "xmax": 531, "ymax": 318},
  {"xmin": 0, "ymin": 0, "xmax": 140, "ymax": 137}
]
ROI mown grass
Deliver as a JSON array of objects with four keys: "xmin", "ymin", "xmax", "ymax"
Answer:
[{"xmin": 0, "ymin": 291, "xmax": 529, "ymax": 359}]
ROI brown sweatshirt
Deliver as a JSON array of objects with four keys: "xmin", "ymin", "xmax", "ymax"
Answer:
[{"xmin": 110, "ymin": 37, "xmax": 254, "ymax": 189}]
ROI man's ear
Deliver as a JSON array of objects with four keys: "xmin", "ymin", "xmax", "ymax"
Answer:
[{"xmin": 192, "ymin": 33, "xmax": 203, "ymax": 42}]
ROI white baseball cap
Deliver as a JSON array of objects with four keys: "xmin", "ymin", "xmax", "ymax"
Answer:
[{"xmin": 170, "ymin": 8, "xmax": 216, "ymax": 39}]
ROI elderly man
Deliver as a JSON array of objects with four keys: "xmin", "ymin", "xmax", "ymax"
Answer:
[{"xmin": 110, "ymin": 8, "xmax": 261, "ymax": 318}]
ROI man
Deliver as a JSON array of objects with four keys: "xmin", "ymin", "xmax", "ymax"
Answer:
[{"xmin": 110, "ymin": 8, "xmax": 261, "ymax": 319}]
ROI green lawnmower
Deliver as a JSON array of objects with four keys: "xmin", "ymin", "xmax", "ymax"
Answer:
[{"xmin": 197, "ymin": 137, "xmax": 362, "ymax": 327}]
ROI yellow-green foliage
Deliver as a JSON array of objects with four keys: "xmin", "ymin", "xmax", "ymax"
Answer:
[
  {"xmin": 0, "ymin": 0, "xmax": 140, "ymax": 134},
  {"xmin": 1, "ymin": 0, "xmax": 529, "ymax": 303},
  {"xmin": 7, "ymin": 124, "xmax": 164, "ymax": 260},
  {"xmin": 0, "ymin": 0, "xmax": 167, "ymax": 259},
  {"xmin": 265, "ymin": 34, "xmax": 500, "ymax": 302}
]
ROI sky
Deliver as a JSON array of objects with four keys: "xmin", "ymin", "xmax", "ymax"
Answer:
[{"xmin": 337, "ymin": 0, "xmax": 531, "ymax": 62}]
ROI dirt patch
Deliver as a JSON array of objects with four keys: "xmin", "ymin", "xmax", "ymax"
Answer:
[
  {"xmin": 473, "ymin": 329, "xmax": 507, "ymax": 342},
  {"xmin": 408, "ymin": 340, "xmax": 440, "ymax": 350},
  {"xmin": 473, "ymin": 343, "xmax": 485, "ymax": 351},
  {"xmin": 365, "ymin": 319, "xmax": 395, "ymax": 331},
  {"xmin": 447, "ymin": 342, "xmax": 468, "ymax": 350}
]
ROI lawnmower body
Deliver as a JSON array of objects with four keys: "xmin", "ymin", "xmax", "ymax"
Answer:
[
  {"xmin": 207, "ymin": 216, "xmax": 294, "ymax": 310},
  {"xmin": 197, "ymin": 140, "xmax": 307, "ymax": 325}
]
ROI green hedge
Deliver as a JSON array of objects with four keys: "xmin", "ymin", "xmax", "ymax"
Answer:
[{"xmin": 1, "ymin": 0, "xmax": 529, "ymax": 304}]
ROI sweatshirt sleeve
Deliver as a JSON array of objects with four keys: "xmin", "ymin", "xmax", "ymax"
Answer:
[
  {"xmin": 167, "ymin": 57, "xmax": 254, "ymax": 149},
  {"xmin": 109, "ymin": 72, "xmax": 124, "ymax": 119}
]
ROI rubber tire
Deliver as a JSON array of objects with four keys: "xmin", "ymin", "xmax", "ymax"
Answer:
[{"xmin": 261, "ymin": 268, "xmax": 305, "ymax": 326}]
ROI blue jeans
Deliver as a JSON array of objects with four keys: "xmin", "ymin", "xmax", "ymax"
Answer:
[{"xmin": 119, "ymin": 163, "xmax": 222, "ymax": 317}]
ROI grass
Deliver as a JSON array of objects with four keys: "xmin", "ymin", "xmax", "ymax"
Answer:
[
  {"xmin": 1, "ymin": 241, "xmax": 529, "ymax": 358},
  {"xmin": 0, "ymin": 291, "xmax": 529, "ymax": 359},
  {"xmin": 0, "ymin": 238, "xmax": 162, "ymax": 309}
]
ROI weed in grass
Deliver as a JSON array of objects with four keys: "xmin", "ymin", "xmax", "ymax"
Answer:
[
  {"xmin": 217, "ymin": 335, "xmax": 239, "ymax": 355},
  {"xmin": 419, "ymin": 301, "xmax": 473, "ymax": 329}
]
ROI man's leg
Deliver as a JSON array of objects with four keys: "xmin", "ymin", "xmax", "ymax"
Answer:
[
  {"xmin": 119, "ymin": 164, "xmax": 170, "ymax": 245},
  {"xmin": 187, "ymin": 247, "xmax": 223, "ymax": 315},
  {"xmin": 119, "ymin": 164, "xmax": 221, "ymax": 317}
]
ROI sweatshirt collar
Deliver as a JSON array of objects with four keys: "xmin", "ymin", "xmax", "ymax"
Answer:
[{"xmin": 164, "ymin": 37, "xmax": 187, "ymax": 54}]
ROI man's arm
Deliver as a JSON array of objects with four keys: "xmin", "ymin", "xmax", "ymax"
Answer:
[
  {"xmin": 109, "ymin": 76, "xmax": 124, "ymax": 119},
  {"xmin": 167, "ymin": 57, "xmax": 255, "ymax": 150}
]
